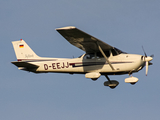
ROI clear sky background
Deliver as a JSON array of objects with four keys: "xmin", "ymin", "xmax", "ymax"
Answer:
[{"xmin": 0, "ymin": 0, "xmax": 160, "ymax": 120}]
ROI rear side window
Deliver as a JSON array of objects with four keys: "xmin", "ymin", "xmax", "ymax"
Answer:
[{"xmin": 84, "ymin": 53, "xmax": 95, "ymax": 59}]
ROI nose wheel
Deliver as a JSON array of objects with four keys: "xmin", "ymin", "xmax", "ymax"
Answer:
[{"xmin": 104, "ymin": 75, "xmax": 119, "ymax": 89}]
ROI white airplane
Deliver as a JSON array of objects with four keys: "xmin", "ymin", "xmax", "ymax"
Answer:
[{"xmin": 11, "ymin": 26, "xmax": 153, "ymax": 89}]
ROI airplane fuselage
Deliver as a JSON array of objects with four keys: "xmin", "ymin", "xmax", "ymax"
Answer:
[{"xmin": 27, "ymin": 53, "xmax": 145, "ymax": 75}]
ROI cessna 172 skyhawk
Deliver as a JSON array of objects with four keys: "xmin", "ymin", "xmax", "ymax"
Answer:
[{"xmin": 11, "ymin": 26, "xmax": 153, "ymax": 89}]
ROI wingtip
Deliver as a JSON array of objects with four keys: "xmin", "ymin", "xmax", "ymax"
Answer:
[{"xmin": 56, "ymin": 26, "xmax": 76, "ymax": 30}]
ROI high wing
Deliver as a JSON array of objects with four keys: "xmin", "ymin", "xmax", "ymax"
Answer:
[{"xmin": 56, "ymin": 26, "xmax": 114, "ymax": 53}]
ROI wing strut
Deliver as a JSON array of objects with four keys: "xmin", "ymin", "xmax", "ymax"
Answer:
[{"xmin": 97, "ymin": 42, "xmax": 115, "ymax": 70}]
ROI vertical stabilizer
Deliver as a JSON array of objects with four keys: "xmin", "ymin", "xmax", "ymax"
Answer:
[{"xmin": 12, "ymin": 39, "xmax": 40, "ymax": 61}]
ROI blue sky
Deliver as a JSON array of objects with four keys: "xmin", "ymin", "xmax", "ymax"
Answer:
[{"xmin": 0, "ymin": 0, "xmax": 160, "ymax": 120}]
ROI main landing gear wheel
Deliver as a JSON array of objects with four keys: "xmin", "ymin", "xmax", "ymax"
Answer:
[
  {"xmin": 104, "ymin": 80, "xmax": 119, "ymax": 89},
  {"xmin": 91, "ymin": 78, "xmax": 98, "ymax": 81},
  {"xmin": 104, "ymin": 75, "xmax": 119, "ymax": 89},
  {"xmin": 130, "ymin": 82, "xmax": 136, "ymax": 85}
]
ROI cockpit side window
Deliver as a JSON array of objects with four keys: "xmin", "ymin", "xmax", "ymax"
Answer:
[
  {"xmin": 96, "ymin": 52, "xmax": 103, "ymax": 58},
  {"xmin": 96, "ymin": 51, "xmax": 110, "ymax": 58},
  {"xmin": 83, "ymin": 48, "xmax": 126, "ymax": 58}
]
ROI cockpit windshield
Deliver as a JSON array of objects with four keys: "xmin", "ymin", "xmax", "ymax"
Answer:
[
  {"xmin": 111, "ymin": 48, "xmax": 127, "ymax": 56},
  {"xmin": 78, "ymin": 54, "xmax": 83, "ymax": 58}
]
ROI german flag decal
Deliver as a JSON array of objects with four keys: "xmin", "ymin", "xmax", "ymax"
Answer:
[{"xmin": 19, "ymin": 44, "xmax": 24, "ymax": 48}]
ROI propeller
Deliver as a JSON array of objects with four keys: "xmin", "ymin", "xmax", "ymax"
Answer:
[{"xmin": 142, "ymin": 46, "xmax": 153, "ymax": 76}]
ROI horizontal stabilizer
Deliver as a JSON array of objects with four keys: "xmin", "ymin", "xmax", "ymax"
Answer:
[{"xmin": 11, "ymin": 61, "xmax": 39, "ymax": 72}]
